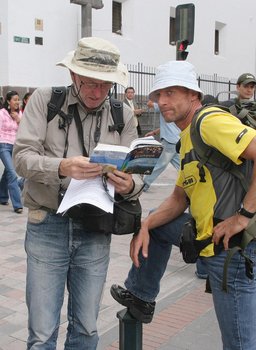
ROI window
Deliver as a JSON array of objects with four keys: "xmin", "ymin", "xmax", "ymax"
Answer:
[
  {"xmin": 214, "ymin": 30, "xmax": 219, "ymax": 55},
  {"xmin": 112, "ymin": 1, "xmax": 122, "ymax": 35},
  {"xmin": 215, "ymin": 21, "xmax": 226, "ymax": 55}
]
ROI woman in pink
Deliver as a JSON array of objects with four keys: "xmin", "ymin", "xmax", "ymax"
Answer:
[{"xmin": 0, "ymin": 91, "xmax": 23, "ymax": 213}]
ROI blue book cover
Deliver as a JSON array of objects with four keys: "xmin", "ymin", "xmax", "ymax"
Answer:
[{"xmin": 90, "ymin": 137, "xmax": 163, "ymax": 174}]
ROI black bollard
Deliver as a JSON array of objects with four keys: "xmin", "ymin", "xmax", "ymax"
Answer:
[{"xmin": 117, "ymin": 308, "xmax": 142, "ymax": 350}]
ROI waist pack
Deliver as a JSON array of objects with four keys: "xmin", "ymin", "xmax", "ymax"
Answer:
[
  {"xmin": 180, "ymin": 218, "xmax": 212, "ymax": 264},
  {"xmin": 65, "ymin": 194, "xmax": 142, "ymax": 235}
]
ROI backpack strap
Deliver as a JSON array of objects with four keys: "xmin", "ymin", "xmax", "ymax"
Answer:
[
  {"xmin": 191, "ymin": 106, "xmax": 249, "ymax": 192},
  {"xmin": 222, "ymin": 230, "xmax": 255, "ymax": 293},
  {"xmin": 109, "ymin": 98, "xmax": 124, "ymax": 135},
  {"xmin": 47, "ymin": 86, "xmax": 67, "ymax": 123}
]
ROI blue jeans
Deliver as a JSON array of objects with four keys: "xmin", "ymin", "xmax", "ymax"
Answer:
[
  {"xmin": 0, "ymin": 143, "xmax": 23, "ymax": 209},
  {"xmin": 125, "ymin": 213, "xmax": 190, "ymax": 300},
  {"xmin": 25, "ymin": 210, "xmax": 111, "ymax": 350},
  {"xmin": 125, "ymin": 215, "xmax": 256, "ymax": 350},
  {"xmin": 205, "ymin": 244, "xmax": 256, "ymax": 350},
  {"xmin": 144, "ymin": 139, "xmax": 180, "ymax": 188},
  {"xmin": 196, "ymin": 257, "xmax": 208, "ymax": 279}
]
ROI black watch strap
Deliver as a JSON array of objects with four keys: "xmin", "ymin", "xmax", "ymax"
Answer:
[{"xmin": 238, "ymin": 207, "xmax": 255, "ymax": 219}]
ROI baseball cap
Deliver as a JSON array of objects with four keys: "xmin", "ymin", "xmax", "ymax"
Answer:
[
  {"xmin": 149, "ymin": 61, "xmax": 204, "ymax": 101},
  {"xmin": 237, "ymin": 73, "xmax": 256, "ymax": 85}
]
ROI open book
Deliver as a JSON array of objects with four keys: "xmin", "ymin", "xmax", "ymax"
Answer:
[{"xmin": 90, "ymin": 136, "xmax": 163, "ymax": 174}]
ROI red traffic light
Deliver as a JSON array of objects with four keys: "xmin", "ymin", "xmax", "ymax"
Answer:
[
  {"xmin": 176, "ymin": 40, "xmax": 189, "ymax": 61},
  {"xmin": 178, "ymin": 40, "xmax": 189, "ymax": 52}
]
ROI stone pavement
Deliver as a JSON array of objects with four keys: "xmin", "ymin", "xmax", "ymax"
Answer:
[{"xmin": 0, "ymin": 164, "xmax": 222, "ymax": 349}]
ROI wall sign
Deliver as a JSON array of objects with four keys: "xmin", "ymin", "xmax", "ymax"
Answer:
[{"xmin": 14, "ymin": 36, "xmax": 30, "ymax": 44}]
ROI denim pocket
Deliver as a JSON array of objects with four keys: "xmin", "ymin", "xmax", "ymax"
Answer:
[{"xmin": 28, "ymin": 209, "xmax": 48, "ymax": 224}]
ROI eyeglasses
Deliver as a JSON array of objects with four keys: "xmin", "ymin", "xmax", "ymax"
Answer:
[{"xmin": 81, "ymin": 81, "xmax": 113, "ymax": 90}]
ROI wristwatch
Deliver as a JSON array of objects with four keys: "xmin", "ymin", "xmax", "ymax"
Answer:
[{"xmin": 237, "ymin": 207, "xmax": 256, "ymax": 219}]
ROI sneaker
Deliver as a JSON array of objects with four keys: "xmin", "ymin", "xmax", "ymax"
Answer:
[
  {"xmin": 110, "ymin": 284, "xmax": 155, "ymax": 324},
  {"xmin": 14, "ymin": 208, "xmax": 23, "ymax": 214}
]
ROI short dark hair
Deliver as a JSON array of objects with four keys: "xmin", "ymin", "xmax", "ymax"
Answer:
[{"xmin": 125, "ymin": 86, "xmax": 135, "ymax": 93}]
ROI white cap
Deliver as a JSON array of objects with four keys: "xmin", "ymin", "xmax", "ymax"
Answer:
[{"xmin": 149, "ymin": 61, "xmax": 204, "ymax": 101}]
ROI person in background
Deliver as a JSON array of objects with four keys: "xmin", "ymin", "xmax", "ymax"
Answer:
[
  {"xmin": 111, "ymin": 61, "xmax": 256, "ymax": 350},
  {"xmin": 222, "ymin": 73, "xmax": 256, "ymax": 107},
  {"xmin": 21, "ymin": 92, "xmax": 32, "ymax": 112},
  {"xmin": 13, "ymin": 37, "xmax": 141, "ymax": 350},
  {"xmin": 143, "ymin": 99, "xmax": 180, "ymax": 192},
  {"xmin": 123, "ymin": 86, "xmax": 144, "ymax": 136},
  {"xmin": 0, "ymin": 91, "xmax": 23, "ymax": 213}
]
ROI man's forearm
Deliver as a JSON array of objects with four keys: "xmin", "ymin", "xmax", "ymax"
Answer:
[{"xmin": 143, "ymin": 186, "xmax": 188, "ymax": 230}]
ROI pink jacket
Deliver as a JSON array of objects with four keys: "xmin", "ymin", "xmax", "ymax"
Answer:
[{"xmin": 0, "ymin": 108, "xmax": 22, "ymax": 145}]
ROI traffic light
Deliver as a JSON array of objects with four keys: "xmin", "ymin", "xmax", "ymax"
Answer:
[{"xmin": 176, "ymin": 40, "xmax": 189, "ymax": 61}]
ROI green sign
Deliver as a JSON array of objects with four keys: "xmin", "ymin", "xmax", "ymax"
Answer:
[{"xmin": 14, "ymin": 36, "xmax": 30, "ymax": 44}]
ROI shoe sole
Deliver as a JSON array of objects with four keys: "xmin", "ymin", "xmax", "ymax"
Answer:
[{"xmin": 110, "ymin": 287, "xmax": 153, "ymax": 324}]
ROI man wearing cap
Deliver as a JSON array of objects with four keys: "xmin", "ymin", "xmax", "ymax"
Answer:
[
  {"xmin": 222, "ymin": 72, "xmax": 256, "ymax": 107},
  {"xmin": 13, "ymin": 37, "xmax": 141, "ymax": 349},
  {"xmin": 111, "ymin": 61, "xmax": 256, "ymax": 349}
]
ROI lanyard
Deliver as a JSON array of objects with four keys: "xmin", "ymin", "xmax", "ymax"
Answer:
[{"xmin": 73, "ymin": 106, "xmax": 103, "ymax": 157}]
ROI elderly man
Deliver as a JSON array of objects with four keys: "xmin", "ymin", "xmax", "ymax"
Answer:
[
  {"xmin": 13, "ymin": 37, "xmax": 140, "ymax": 350},
  {"xmin": 111, "ymin": 61, "xmax": 256, "ymax": 350}
]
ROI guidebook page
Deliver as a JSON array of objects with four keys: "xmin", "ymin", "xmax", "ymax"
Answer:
[{"xmin": 57, "ymin": 177, "xmax": 115, "ymax": 214}]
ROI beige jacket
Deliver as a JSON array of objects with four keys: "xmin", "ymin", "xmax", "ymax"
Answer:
[{"xmin": 13, "ymin": 86, "xmax": 141, "ymax": 210}]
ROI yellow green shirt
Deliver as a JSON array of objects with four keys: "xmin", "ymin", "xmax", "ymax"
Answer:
[{"xmin": 176, "ymin": 107, "xmax": 256, "ymax": 256}]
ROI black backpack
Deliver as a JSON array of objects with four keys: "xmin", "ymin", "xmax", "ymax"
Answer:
[
  {"xmin": 190, "ymin": 104, "xmax": 256, "ymax": 291},
  {"xmin": 47, "ymin": 86, "xmax": 125, "ymax": 134}
]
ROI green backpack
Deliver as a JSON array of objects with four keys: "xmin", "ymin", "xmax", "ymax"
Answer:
[
  {"xmin": 229, "ymin": 100, "xmax": 256, "ymax": 129},
  {"xmin": 190, "ymin": 104, "xmax": 256, "ymax": 292}
]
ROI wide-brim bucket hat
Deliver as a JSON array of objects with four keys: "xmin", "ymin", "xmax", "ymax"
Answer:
[
  {"xmin": 57, "ymin": 37, "xmax": 128, "ymax": 87},
  {"xmin": 149, "ymin": 61, "xmax": 204, "ymax": 101}
]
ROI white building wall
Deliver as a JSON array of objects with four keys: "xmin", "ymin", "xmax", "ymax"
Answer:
[{"xmin": 0, "ymin": 0, "xmax": 256, "ymax": 89}]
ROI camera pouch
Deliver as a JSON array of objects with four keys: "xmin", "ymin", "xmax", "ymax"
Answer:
[
  {"xmin": 66, "ymin": 195, "xmax": 142, "ymax": 235},
  {"xmin": 180, "ymin": 218, "xmax": 213, "ymax": 264},
  {"xmin": 180, "ymin": 218, "xmax": 199, "ymax": 263}
]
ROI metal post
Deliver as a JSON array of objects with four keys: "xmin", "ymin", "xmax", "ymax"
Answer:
[
  {"xmin": 81, "ymin": 3, "xmax": 92, "ymax": 37},
  {"xmin": 117, "ymin": 309, "xmax": 142, "ymax": 350},
  {"xmin": 70, "ymin": 0, "xmax": 104, "ymax": 38}
]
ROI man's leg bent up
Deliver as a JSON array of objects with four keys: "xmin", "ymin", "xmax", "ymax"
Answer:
[{"xmin": 125, "ymin": 212, "xmax": 190, "ymax": 301}]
